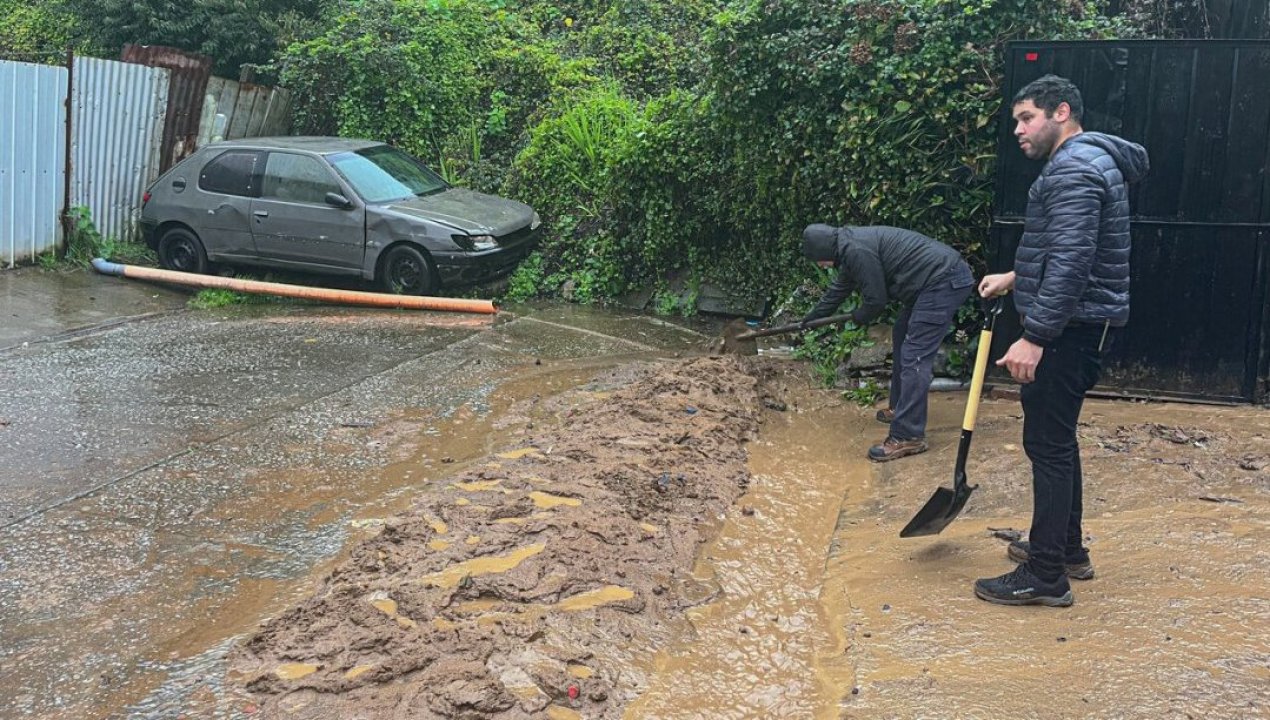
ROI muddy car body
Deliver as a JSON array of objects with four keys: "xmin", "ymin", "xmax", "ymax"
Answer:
[{"xmin": 139, "ymin": 137, "xmax": 541, "ymax": 294}]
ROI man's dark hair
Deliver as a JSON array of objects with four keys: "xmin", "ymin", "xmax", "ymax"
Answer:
[{"xmin": 1013, "ymin": 74, "xmax": 1084, "ymax": 124}]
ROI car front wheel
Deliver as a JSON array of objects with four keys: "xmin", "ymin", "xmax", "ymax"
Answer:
[
  {"xmin": 379, "ymin": 245, "xmax": 438, "ymax": 296},
  {"xmin": 158, "ymin": 227, "xmax": 209, "ymax": 274}
]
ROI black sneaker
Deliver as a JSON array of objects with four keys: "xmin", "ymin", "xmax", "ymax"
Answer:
[
  {"xmin": 1007, "ymin": 540, "xmax": 1095, "ymax": 580},
  {"xmin": 974, "ymin": 565, "xmax": 1074, "ymax": 607}
]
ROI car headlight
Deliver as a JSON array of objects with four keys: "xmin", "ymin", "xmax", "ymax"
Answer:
[
  {"xmin": 455, "ymin": 234, "xmax": 498, "ymax": 251},
  {"xmin": 530, "ymin": 212, "xmax": 541, "ymax": 230}
]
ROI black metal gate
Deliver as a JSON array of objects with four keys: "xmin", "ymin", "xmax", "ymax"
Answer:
[{"xmin": 989, "ymin": 40, "xmax": 1270, "ymax": 403}]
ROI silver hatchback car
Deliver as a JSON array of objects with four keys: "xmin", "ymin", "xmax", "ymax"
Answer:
[{"xmin": 139, "ymin": 136, "xmax": 541, "ymax": 294}]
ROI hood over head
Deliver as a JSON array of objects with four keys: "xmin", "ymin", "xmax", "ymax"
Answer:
[
  {"xmin": 802, "ymin": 223, "xmax": 840, "ymax": 262},
  {"xmin": 1070, "ymin": 132, "xmax": 1150, "ymax": 184}
]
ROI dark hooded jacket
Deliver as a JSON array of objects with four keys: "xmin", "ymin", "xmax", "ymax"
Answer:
[
  {"xmin": 802, "ymin": 225, "xmax": 968, "ymax": 325},
  {"xmin": 1014, "ymin": 131, "xmax": 1150, "ymax": 346}
]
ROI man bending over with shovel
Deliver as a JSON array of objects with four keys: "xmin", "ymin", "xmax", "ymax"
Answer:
[{"xmin": 801, "ymin": 224, "xmax": 974, "ymax": 462}]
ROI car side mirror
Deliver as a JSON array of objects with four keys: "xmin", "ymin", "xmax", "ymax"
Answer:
[{"xmin": 325, "ymin": 192, "xmax": 353, "ymax": 210}]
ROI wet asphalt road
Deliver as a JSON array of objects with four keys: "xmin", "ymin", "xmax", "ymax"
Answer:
[{"xmin": 0, "ymin": 268, "xmax": 710, "ymax": 719}]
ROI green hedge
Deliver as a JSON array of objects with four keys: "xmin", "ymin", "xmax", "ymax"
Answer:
[{"xmin": 275, "ymin": 0, "xmax": 1134, "ymax": 319}]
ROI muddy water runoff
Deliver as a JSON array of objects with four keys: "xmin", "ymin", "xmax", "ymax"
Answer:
[
  {"xmin": 629, "ymin": 386, "xmax": 1268, "ymax": 719},
  {"xmin": 4, "ymin": 295, "xmax": 1266, "ymax": 719}
]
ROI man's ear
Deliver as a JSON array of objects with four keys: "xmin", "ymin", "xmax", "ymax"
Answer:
[{"xmin": 1052, "ymin": 101, "xmax": 1072, "ymax": 123}]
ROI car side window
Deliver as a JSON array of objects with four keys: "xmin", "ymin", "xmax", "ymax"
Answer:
[
  {"xmin": 199, "ymin": 151, "xmax": 261, "ymax": 196},
  {"xmin": 261, "ymin": 153, "xmax": 341, "ymax": 205}
]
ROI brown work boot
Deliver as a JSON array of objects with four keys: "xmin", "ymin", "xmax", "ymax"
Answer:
[
  {"xmin": 867, "ymin": 436, "xmax": 928, "ymax": 462},
  {"xmin": 876, "ymin": 408, "xmax": 895, "ymax": 424}
]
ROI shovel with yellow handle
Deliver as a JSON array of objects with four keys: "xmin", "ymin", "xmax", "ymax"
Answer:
[{"xmin": 900, "ymin": 295, "xmax": 1004, "ymax": 537}]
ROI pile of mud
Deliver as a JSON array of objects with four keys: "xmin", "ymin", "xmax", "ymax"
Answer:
[{"xmin": 231, "ymin": 356, "xmax": 766, "ymax": 718}]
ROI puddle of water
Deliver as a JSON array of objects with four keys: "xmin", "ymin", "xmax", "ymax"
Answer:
[
  {"xmin": 529, "ymin": 491, "xmax": 582, "ymax": 509},
  {"xmin": 419, "ymin": 543, "xmax": 547, "ymax": 589},
  {"xmin": 274, "ymin": 663, "xmax": 318, "ymax": 680},
  {"xmin": 369, "ymin": 597, "xmax": 397, "ymax": 616},
  {"xmin": 498, "ymin": 447, "xmax": 545, "ymax": 460},
  {"xmin": 568, "ymin": 664, "xmax": 594, "ymax": 679},
  {"xmin": 455, "ymin": 598, "xmax": 504, "ymax": 613},
  {"xmin": 546, "ymin": 705, "xmax": 583, "ymax": 720},
  {"xmin": 454, "ymin": 479, "xmax": 507, "ymax": 492},
  {"xmin": 556, "ymin": 585, "xmax": 635, "ymax": 612}
]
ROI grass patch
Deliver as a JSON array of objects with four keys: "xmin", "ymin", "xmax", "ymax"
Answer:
[
  {"xmin": 41, "ymin": 206, "xmax": 157, "ymax": 269},
  {"xmin": 188, "ymin": 288, "xmax": 253, "ymax": 309},
  {"xmin": 187, "ymin": 272, "xmax": 301, "ymax": 310}
]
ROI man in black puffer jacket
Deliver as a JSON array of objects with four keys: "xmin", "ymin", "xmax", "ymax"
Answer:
[
  {"xmin": 801, "ymin": 224, "xmax": 974, "ymax": 461},
  {"xmin": 976, "ymin": 75, "xmax": 1149, "ymax": 608}
]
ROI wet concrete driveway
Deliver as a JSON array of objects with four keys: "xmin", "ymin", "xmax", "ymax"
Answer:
[{"xmin": 0, "ymin": 268, "xmax": 708, "ymax": 719}]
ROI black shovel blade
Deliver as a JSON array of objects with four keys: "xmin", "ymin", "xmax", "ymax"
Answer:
[{"xmin": 899, "ymin": 481, "xmax": 977, "ymax": 537}]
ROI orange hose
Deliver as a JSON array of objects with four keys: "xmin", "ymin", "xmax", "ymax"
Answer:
[{"xmin": 110, "ymin": 262, "xmax": 496, "ymax": 314}]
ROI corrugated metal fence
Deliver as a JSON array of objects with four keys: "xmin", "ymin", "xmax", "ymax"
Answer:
[
  {"xmin": 1, "ymin": 51, "xmax": 292, "ymax": 266},
  {"xmin": 0, "ymin": 60, "xmax": 67, "ymax": 267},
  {"xmin": 71, "ymin": 57, "xmax": 170, "ymax": 253},
  {"xmin": 121, "ymin": 45, "xmax": 213, "ymax": 173}
]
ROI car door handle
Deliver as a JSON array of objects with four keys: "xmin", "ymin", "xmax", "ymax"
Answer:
[{"xmin": 253, "ymin": 210, "xmax": 269, "ymax": 218}]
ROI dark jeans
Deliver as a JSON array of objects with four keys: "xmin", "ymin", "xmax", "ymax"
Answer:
[
  {"xmin": 888, "ymin": 263, "xmax": 975, "ymax": 440},
  {"xmin": 1020, "ymin": 322, "xmax": 1111, "ymax": 582}
]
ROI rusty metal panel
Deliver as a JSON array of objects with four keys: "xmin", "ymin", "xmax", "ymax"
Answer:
[
  {"xmin": 70, "ymin": 57, "xmax": 169, "ymax": 243},
  {"xmin": 120, "ymin": 45, "xmax": 212, "ymax": 172},
  {"xmin": 0, "ymin": 59, "xmax": 67, "ymax": 267}
]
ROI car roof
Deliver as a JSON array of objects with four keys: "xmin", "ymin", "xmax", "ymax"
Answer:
[{"xmin": 203, "ymin": 136, "xmax": 386, "ymax": 154}]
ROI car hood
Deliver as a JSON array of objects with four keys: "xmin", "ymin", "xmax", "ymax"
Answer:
[{"xmin": 376, "ymin": 188, "xmax": 534, "ymax": 236}]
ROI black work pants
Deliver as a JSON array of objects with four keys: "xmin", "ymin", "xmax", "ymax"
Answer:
[{"xmin": 1020, "ymin": 322, "xmax": 1109, "ymax": 582}]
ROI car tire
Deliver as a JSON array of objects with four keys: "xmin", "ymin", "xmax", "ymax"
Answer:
[
  {"xmin": 379, "ymin": 245, "xmax": 438, "ymax": 296},
  {"xmin": 158, "ymin": 227, "xmax": 210, "ymax": 274}
]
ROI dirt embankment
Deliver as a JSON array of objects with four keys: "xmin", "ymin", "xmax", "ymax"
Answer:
[{"xmin": 231, "ymin": 356, "xmax": 773, "ymax": 719}]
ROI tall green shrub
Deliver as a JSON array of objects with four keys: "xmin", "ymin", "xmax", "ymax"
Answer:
[
  {"xmin": 598, "ymin": 0, "xmax": 1120, "ymax": 309},
  {"xmin": 506, "ymin": 86, "xmax": 639, "ymax": 278},
  {"xmin": 279, "ymin": 0, "xmax": 496, "ymax": 161}
]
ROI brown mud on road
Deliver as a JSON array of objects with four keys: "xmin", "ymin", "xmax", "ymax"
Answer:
[
  {"xmin": 232, "ymin": 357, "xmax": 1269, "ymax": 719},
  {"xmin": 231, "ymin": 356, "xmax": 769, "ymax": 718}
]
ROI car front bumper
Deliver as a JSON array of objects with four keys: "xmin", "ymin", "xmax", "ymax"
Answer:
[{"xmin": 435, "ymin": 227, "xmax": 541, "ymax": 287}]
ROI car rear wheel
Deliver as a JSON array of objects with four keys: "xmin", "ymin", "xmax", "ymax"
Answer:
[
  {"xmin": 379, "ymin": 245, "xmax": 438, "ymax": 296},
  {"xmin": 158, "ymin": 227, "xmax": 209, "ymax": 274}
]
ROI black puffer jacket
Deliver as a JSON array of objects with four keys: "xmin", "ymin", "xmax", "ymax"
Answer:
[
  {"xmin": 802, "ymin": 225, "xmax": 968, "ymax": 325},
  {"xmin": 1015, "ymin": 132, "xmax": 1149, "ymax": 346}
]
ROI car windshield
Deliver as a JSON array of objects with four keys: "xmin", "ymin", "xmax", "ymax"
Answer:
[{"xmin": 327, "ymin": 145, "xmax": 448, "ymax": 203}]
